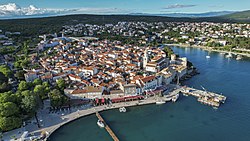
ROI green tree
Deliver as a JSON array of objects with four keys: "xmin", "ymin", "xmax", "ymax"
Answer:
[
  {"xmin": 49, "ymin": 89, "xmax": 68, "ymax": 108},
  {"xmin": 0, "ymin": 132, "xmax": 3, "ymax": 141},
  {"xmin": 15, "ymin": 70, "xmax": 25, "ymax": 80},
  {"xmin": 0, "ymin": 82, "xmax": 11, "ymax": 93},
  {"xmin": 14, "ymin": 61, "xmax": 22, "ymax": 69},
  {"xmin": 0, "ymin": 46, "xmax": 16, "ymax": 55},
  {"xmin": 42, "ymin": 82, "xmax": 49, "ymax": 88},
  {"xmin": 0, "ymin": 72, "xmax": 10, "ymax": 93},
  {"xmin": 18, "ymin": 81, "xmax": 28, "ymax": 91},
  {"xmin": 0, "ymin": 116, "xmax": 22, "ymax": 132},
  {"xmin": 0, "ymin": 65, "xmax": 12, "ymax": 78},
  {"xmin": 56, "ymin": 78, "xmax": 65, "ymax": 91},
  {"xmin": 0, "ymin": 71, "xmax": 11, "ymax": 93},
  {"xmin": 21, "ymin": 94, "xmax": 38, "ymax": 115},
  {"xmin": 42, "ymin": 82, "xmax": 50, "ymax": 94},
  {"xmin": 33, "ymin": 78, "xmax": 42, "ymax": 86},
  {"xmin": 23, "ymin": 42, "xmax": 30, "ymax": 56},
  {"xmin": 21, "ymin": 59, "xmax": 29, "ymax": 69},
  {"xmin": 0, "ymin": 91, "xmax": 17, "ymax": 103},
  {"xmin": 34, "ymin": 85, "xmax": 47, "ymax": 100},
  {"xmin": 21, "ymin": 91, "xmax": 40, "ymax": 127},
  {"xmin": 0, "ymin": 102, "xmax": 19, "ymax": 117},
  {"xmin": 21, "ymin": 90, "xmax": 32, "ymax": 97},
  {"xmin": 0, "ymin": 72, "xmax": 8, "ymax": 84},
  {"xmin": 163, "ymin": 46, "xmax": 174, "ymax": 57}
]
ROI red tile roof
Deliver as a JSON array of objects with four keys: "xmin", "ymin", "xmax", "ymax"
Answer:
[{"xmin": 141, "ymin": 75, "xmax": 155, "ymax": 83}]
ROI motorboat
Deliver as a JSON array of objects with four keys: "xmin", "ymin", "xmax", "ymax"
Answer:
[
  {"xmin": 225, "ymin": 52, "xmax": 233, "ymax": 58},
  {"xmin": 119, "ymin": 107, "xmax": 127, "ymax": 113},
  {"xmin": 172, "ymin": 94, "xmax": 179, "ymax": 102},
  {"xmin": 206, "ymin": 51, "xmax": 211, "ymax": 59},
  {"xmin": 97, "ymin": 120, "xmax": 105, "ymax": 128},
  {"xmin": 236, "ymin": 55, "xmax": 242, "ymax": 60},
  {"xmin": 156, "ymin": 100, "xmax": 166, "ymax": 105}
]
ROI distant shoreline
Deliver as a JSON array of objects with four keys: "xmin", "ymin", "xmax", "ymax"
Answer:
[{"xmin": 165, "ymin": 44, "xmax": 250, "ymax": 57}]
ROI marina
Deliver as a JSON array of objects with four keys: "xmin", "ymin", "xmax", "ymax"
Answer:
[{"xmin": 180, "ymin": 86, "xmax": 226, "ymax": 107}]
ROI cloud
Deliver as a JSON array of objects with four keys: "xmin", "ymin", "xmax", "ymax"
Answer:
[
  {"xmin": 164, "ymin": 4, "xmax": 196, "ymax": 9},
  {"xmin": 0, "ymin": 3, "xmax": 128, "ymax": 18},
  {"xmin": 209, "ymin": 5, "xmax": 224, "ymax": 8},
  {"xmin": 69, "ymin": 7, "xmax": 127, "ymax": 14}
]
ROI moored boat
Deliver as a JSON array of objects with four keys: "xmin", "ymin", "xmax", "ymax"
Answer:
[
  {"xmin": 225, "ymin": 52, "xmax": 233, "ymax": 58},
  {"xmin": 236, "ymin": 55, "xmax": 242, "ymax": 60},
  {"xmin": 213, "ymin": 107, "xmax": 218, "ymax": 110},
  {"xmin": 97, "ymin": 120, "xmax": 105, "ymax": 128},
  {"xmin": 156, "ymin": 100, "xmax": 166, "ymax": 105},
  {"xmin": 172, "ymin": 94, "xmax": 179, "ymax": 102},
  {"xmin": 119, "ymin": 107, "xmax": 127, "ymax": 112}
]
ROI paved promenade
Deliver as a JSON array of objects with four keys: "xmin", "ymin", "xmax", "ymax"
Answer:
[
  {"xmin": 44, "ymin": 97, "xmax": 164, "ymax": 140},
  {"xmin": 2, "ymin": 96, "xmax": 168, "ymax": 141}
]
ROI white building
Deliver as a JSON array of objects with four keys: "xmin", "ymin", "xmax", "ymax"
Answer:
[{"xmin": 67, "ymin": 86, "xmax": 103, "ymax": 99}]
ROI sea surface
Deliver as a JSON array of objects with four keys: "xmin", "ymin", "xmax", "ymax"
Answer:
[{"xmin": 49, "ymin": 47, "xmax": 250, "ymax": 141}]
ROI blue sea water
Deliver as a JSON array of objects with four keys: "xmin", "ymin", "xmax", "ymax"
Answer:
[{"xmin": 49, "ymin": 47, "xmax": 250, "ymax": 141}]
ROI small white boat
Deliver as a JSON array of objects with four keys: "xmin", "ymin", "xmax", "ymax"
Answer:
[
  {"xmin": 206, "ymin": 55, "xmax": 210, "ymax": 59},
  {"xmin": 119, "ymin": 107, "xmax": 126, "ymax": 113},
  {"xmin": 236, "ymin": 55, "xmax": 242, "ymax": 60},
  {"xmin": 225, "ymin": 53, "xmax": 233, "ymax": 58},
  {"xmin": 156, "ymin": 100, "xmax": 166, "ymax": 105},
  {"xmin": 172, "ymin": 94, "xmax": 179, "ymax": 102},
  {"xmin": 97, "ymin": 120, "xmax": 105, "ymax": 128}
]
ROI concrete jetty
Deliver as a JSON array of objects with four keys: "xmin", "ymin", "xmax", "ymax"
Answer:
[
  {"xmin": 96, "ymin": 112, "xmax": 119, "ymax": 141},
  {"xmin": 180, "ymin": 86, "xmax": 226, "ymax": 107}
]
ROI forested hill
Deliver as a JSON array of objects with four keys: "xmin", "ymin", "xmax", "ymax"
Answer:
[
  {"xmin": 0, "ymin": 14, "xmax": 249, "ymax": 37},
  {"xmin": 221, "ymin": 10, "xmax": 250, "ymax": 21}
]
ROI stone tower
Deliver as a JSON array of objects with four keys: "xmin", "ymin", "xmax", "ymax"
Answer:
[
  {"xmin": 43, "ymin": 34, "xmax": 46, "ymax": 42},
  {"xmin": 143, "ymin": 48, "xmax": 148, "ymax": 69}
]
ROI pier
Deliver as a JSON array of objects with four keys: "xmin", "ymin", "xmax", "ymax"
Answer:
[
  {"xmin": 96, "ymin": 112, "xmax": 119, "ymax": 141},
  {"xmin": 180, "ymin": 86, "xmax": 227, "ymax": 107}
]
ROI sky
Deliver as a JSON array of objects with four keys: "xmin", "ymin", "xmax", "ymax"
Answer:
[{"xmin": 0, "ymin": 0, "xmax": 250, "ymax": 18}]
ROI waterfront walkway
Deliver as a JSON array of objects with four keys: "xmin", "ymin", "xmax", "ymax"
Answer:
[
  {"xmin": 43, "ymin": 96, "xmax": 172, "ymax": 140},
  {"xmin": 2, "ymin": 95, "xmax": 171, "ymax": 141},
  {"xmin": 2, "ymin": 84, "xmax": 226, "ymax": 141}
]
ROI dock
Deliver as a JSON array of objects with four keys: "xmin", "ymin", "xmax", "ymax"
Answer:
[
  {"xmin": 180, "ymin": 86, "xmax": 226, "ymax": 107},
  {"xmin": 96, "ymin": 112, "xmax": 119, "ymax": 141}
]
